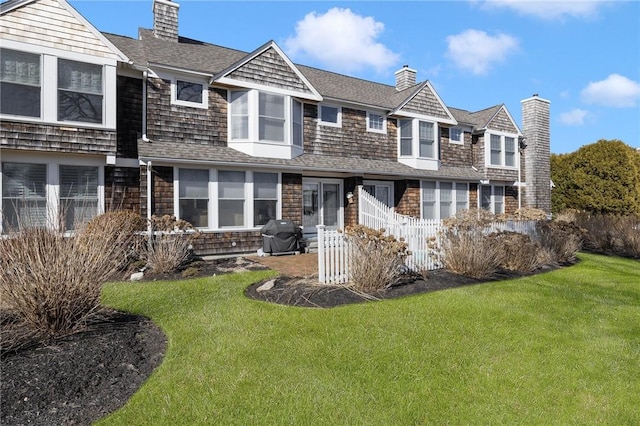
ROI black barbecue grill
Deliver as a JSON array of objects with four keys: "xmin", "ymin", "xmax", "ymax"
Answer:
[{"xmin": 260, "ymin": 219, "xmax": 303, "ymax": 255}]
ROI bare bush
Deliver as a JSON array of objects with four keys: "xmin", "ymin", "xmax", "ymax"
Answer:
[
  {"xmin": 144, "ymin": 215, "xmax": 200, "ymax": 274},
  {"xmin": 536, "ymin": 220, "xmax": 583, "ymax": 265},
  {"xmin": 345, "ymin": 225, "xmax": 409, "ymax": 293},
  {"xmin": 440, "ymin": 228, "xmax": 502, "ymax": 279},
  {"xmin": 614, "ymin": 216, "xmax": 640, "ymax": 259},
  {"xmin": 0, "ymin": 211, "xmax": 143, "ymax": 344},
  {"xmin": 489, "ymin": 232, "xmax": 551, "ymax": 273},
  {"xmin": 573, "ymin": 213, "xmax": 640, "ymax": 259}
]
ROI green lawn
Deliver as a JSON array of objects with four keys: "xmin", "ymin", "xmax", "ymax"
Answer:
[{"xmin": 99, "ymin": 253, "xmax": 640, "ymax": 425}]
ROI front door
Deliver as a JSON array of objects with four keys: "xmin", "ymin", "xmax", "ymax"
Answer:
[{"xmin": 302, "ymin": 178, "xmax": 342, "ymax": 235}]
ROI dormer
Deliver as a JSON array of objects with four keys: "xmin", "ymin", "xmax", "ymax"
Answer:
[
  {"xmin": 211, "ymin": 41, "xmax": 322, "ymax": 160},
  {"xmin": 390, "ymin": 79, "xmax": 457, "ymax": 170}
]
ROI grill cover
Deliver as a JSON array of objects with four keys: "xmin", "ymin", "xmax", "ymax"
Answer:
[{"xmin": 261, "ymin": 219, "xmax": 302, "ymax": 254}]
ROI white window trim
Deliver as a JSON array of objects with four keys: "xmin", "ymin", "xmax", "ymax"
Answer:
[
  {"xmin": 397, "ymin": 118, "xmax": 439, "ymax": 160},
  {"xmin": 366, "ymin": 111, "xmax": 387, "ymax": 134},
  {"xmin": 479, "ymin": 184, "xmax": 505, "ymax": 214},
  {"xmin": 485, "ymin": 131, "xmax": 519, "ymax": 169},
  {"xmin": 173, "ymin": 167, "xmax": 282, "ymax": 231},
  {"xmin": 362, "ymin": 180, "xmax": 394, "ymax": 206},
  {"xmin": 318, "ymin": 103, "xmax": 342, "ymax": 128},
  {"xmin": 171, "ymin": 77, "xmax": 208, "ymax": 109},
  {"xmin": 1, "ymin": 151, "xmax": 105, "ymax": 234},
  {"xmin": 0, "ymin": 40, "xmax": 116, "ymax": 130},
  {"xmin": 420, "ymin": 180, "xmax": 469, "ymax": 221},
  {"xmin": 449, "ymin": 127, "xmax": 464, "ymax": 145}
]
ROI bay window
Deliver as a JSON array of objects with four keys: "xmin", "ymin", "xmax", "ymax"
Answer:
[
  {"xmin": 399, "ymin": 119, "xmax": 413, "ymax": 156},
  {"xmin": 0, "ymin": 49, "xmax": 41, "ymax": 118},
  {"xmin": 259, "ymin": 92, "xmax": 285, "ymax": 142},
  {"xmin": 398, "ymin": 118, "xmax": 439, "ymax": 161},
  {"xmin": 58, "ymin": 59, "xmax": 103, "ymax": 124},
  {"xmin": 419, "ymin": 121, "xmax": 435, "ymax": 158},
  {"xmin": 230, "ymin": 91, "xmax": 249, "ymax": 139},
  {"xmin": 179, "ymin": 169, "xmax": 209, "ymax": 228}
]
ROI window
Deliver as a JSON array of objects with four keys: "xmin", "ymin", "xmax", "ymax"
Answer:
[
  {"xmin": 481, "ymin": 185, "xmax": 505, "ymax": 214},
  {"xmin": 259, "ymin": 92, "xmax": 285, "ymax": 142},
  {"xmin": 58, "ymin": 59, "xmax": 103, "ymax": 124},
  {"xmin": 60, "ymin": 165, "xmax": 99, "ymax": 230},
  {"xmin": 367, "ymin": 112, "xmax": 386, "ymax": 133},
  {"xmin": 229, "ymin": 90, "xmax": 302, "ymax": 147},
  {"xmin": 173, "ymin": 79, "xmax": 206, "ymax": 108},
  {"xmin": 230, "ymin": 91, "xmax": 249, "ymax": 140},
  {"xmin": 179, "ymin": 169, "xmax": 209, "ymax": 228},
  {"xmin": 319, "ymin": 104, "xmax": 341, "ymax": 127},
  {"xmin": 2, "ymin": 162, "xmax": 47, "ymax": 229},
  {"xmin": 254, "ymin": 172, "xmax": 278, "ymax": 226},
  {"xmin": 422, "ymin": 181, "xmax": 469, "ymax": 220},
  {"xmin": 0, "ymin": 49, "xmax": 41, "ymax": 118},
  {"xmin": 488, "ymin": 133, "xmax": 518, "ymax": 167},
  {"xmin": 363, "ymin": 182, "xmax": 392, "ymax": 207},
  {"xmin": 450, "ymin": 127, "xmax": 463, "ymax": 144},
  {"xmin": 399, "ymin": 119, "xmax": 438, "ymax": 160},
  {"xmin": 292, "ymin": 100, "xmax": 303, "ymax": 147},
  {"xmin": 419, "ymin": 121, "xmax": 435, "ymax": 158},
  {"xmin": 399, "ymin": 119, "xmax": 412, "ymax": 156},
  {"xmin": 218, "ymin": 171, "xmax": 245, "ymax": 227}
]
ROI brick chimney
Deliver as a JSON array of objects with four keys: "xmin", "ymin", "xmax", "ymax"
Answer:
[
  {"xmin": 153, "ymin": 0, "xmax": 180, "ymax": 42},
  {"xmin": 521, "ymin": 94, "xmax": 551, "ymax": 214},
  {"xmin": 395, "ymin": 65, "xmax": 416, "ymax": 91}
]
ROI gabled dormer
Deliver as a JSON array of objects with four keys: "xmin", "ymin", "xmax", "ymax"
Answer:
[
  {"xmin": 475, "ymin": 105, "xmax": 523, "ymax": 170},
  {"xmin": 0, "ymin": 0, "xmax": 129, "ymax": 132},
  {"xmin": 211, "ymin": 41, "xmax": 322, "ymax": 160},
  {"xmin": 390, "ymin": 79, "xmax": 457, "ymax": 171}
]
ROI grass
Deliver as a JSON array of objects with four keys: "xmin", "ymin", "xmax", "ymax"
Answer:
[{"xmin": 99, "ymin": 253, "xmax": 640, "ymax": 425}]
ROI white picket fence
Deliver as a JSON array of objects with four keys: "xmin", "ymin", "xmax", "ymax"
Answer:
[{"xmin": 317, "ymin": 186, "xmax": 539, "ymax": 284}]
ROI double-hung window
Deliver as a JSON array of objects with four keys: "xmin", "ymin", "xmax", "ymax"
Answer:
[
  {"xmin": 179, "ymin": 169, "xmax": 209, "ymax": 228},
  {"xmin": 488, "ymin": 133, "xmax": 518, "ymax": 167},
  {"xmin": 481, "ymin": 185, "xmax": 505, "ymax": 214},
  {"xmin": 319, "ymin": 104, "xmax": 341, "ymax": 127},
  {"xmin": 399, "ymin": 119, "xmax": 438, "ymax": 160},
  {"xmin": 230, "ymin": 91, "xmax": 249, "ymax": 140},
  {"xmin": 218, "ymin": 171, "xmax": 246, "ymax": 227},
  {"xmin": 419, "ymin": 121, "xmax": 435, "ymax": 158},
  {"xmin": 399, "ymin": 119, "xmax": 413, "ymax": 156},
  {"xmin": 367, "ymin": 112, "xmax": 386, "ymax": 133},
  {"xmin": 259, "ymin": 92, "xmax": 285, "ymax": 142},
  {"xmin": 253, "ymin": 172, "xmax": 278, "ymax": 226},
  {"xmin": 58, "ymin": 59, "xmax": 103, "ymax": 124},
  {"xmin": 0, "ymin": 49, "xmax": 41, "ymax": 118},
  {"xmin": 2, "ymin": 162, "xmax": 47, "ymax": 230},
  {"xmin": 60, "ymin": 165, "xmax": 99, "ymax": 230}
]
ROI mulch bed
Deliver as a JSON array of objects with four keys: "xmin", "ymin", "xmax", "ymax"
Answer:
[{"xmin": 1, "ymin": 256, "xmax": 552, "ymax": 425}]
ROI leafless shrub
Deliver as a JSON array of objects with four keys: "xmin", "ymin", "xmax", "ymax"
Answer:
[
  {"xmin": 573, "ymin": 213, "xmax": 640, "ymax": 259},
  {"xmin": 0, "ymin": 211, "xmax": 143, "ymax": 347},
  {"xmin": 440, "ymin": 228, "xmax": 502, "ymax": 279},
  {"xmin": 489, "ymin": 231, "xmax": 552, "ymax": 273},
  {"xmin": 614, "ymin": 216, "xmax": 640, "ymax": 259},
  {"xmin": 535, "ymin": 220, "xmax": 583, "ymax": 265},
  {"xmin": 345, "ymin": 225, "xmax": 410, "ymax": 293},
  {"xmin": 144, "ymin": 215, "xmax": 200, "ymax": 274}
]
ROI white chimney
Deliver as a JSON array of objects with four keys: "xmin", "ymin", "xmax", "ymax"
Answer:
[
  {"xmin": 153, "ymin": 0, "xmax": 180, "ymax": 42},
  {"xmin": 395, "ymin": 65, "xmax": 416, "ymax": 91}
]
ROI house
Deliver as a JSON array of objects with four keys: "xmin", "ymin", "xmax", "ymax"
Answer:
[{"xmin": 0, "ymin": 0, "xmax": 551, "ymax": 255}]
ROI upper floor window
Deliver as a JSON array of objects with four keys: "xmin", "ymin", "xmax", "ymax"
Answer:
[
  {"xmin": 229, "ymin": 90, "xmax": 302, "ymax": 146},
  {"xmin": 488, "ymin": 133, "xmax": 517, "ymax": 167},
  {"xmin": 450, "ymin": 127, "xmax": 463, "ymax": 144},
  {"xmin": 399, "ymin": 119, "xmax": 438, "ymax": 159},
  {"xmin": 0, "ymin": 49, "xmax": 41, "ymax": 118},
  {"xmin": 173, "ymin": 79, "xmax": 207, "ymax": 108},
  {"xmin": 58, "ymin": 59, "xmax": 103, "ymax": 124},
  {"xmin": 366, "ymin": 112, "xmax": 386, "ymax": 133},
  {"xmin": 318, "ymin": 104, "xmax": 341, "ymax": 127}
]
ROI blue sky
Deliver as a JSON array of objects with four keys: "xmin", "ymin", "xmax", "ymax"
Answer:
[{"xmin": 72, "ymin": 0, "xmax": 640, "ymax": 154}]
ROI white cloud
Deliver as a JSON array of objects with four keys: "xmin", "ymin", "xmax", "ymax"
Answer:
[
  {"xmin": 559, "ymin": 108, "xmax": 589, "ymax": 126},
  {"xmin": 445, "ymin": 29, "xmax": 518, "ymax": 75},
  {"xmin": 479, "ymin": 0, "xmax": 606, "ymax": 20},
  {"xmin": 284, "ymin": 8, "xmax": 400, "ymax": 74},
  {"xmin": 580, "ymin": 74, "xmax": 640, "ymax": 107}
]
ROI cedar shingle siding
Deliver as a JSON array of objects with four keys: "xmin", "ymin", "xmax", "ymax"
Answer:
[
  {"xmin": 116, "ymin": 76, "xmax": 143, "ymax": 158},
  {"xmin": 401, "ymin": 87, "xmax": 450, "ymax": 119},
  {"xmin": 0, "ymin": 122, "xmax": 116, "ymax": 154}
]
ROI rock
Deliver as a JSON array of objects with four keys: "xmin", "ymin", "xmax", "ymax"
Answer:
[
  {"xmin": 130, "ymin": 272, "xmax": 144, "ymax": 281},
  {"xmin": 256, "ymin": 279, "xmax": 275, "ymax": 292}
]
